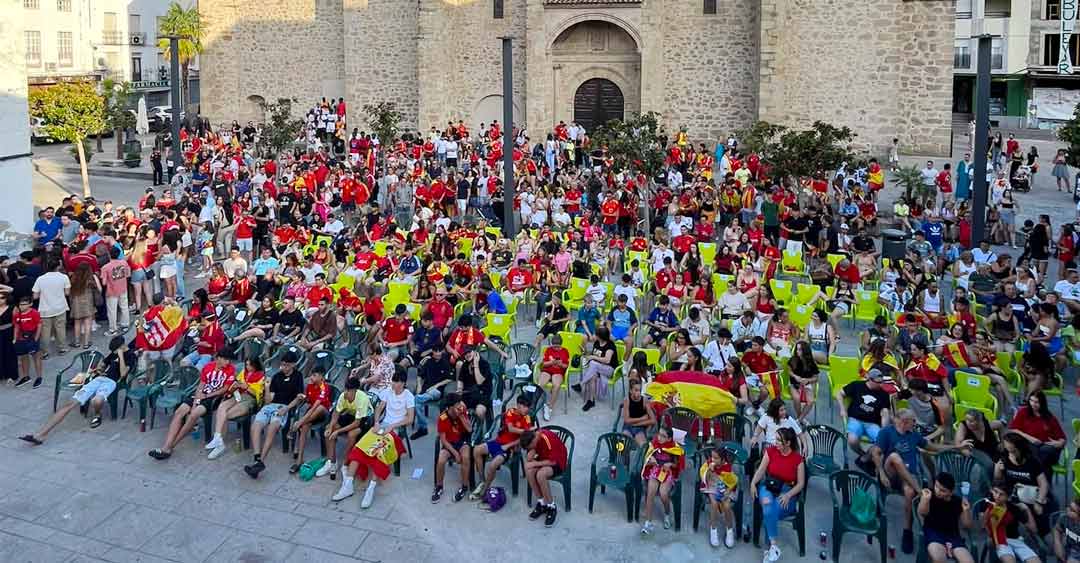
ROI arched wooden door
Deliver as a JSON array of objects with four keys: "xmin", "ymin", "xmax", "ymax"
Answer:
[{"xmin": 573, "ymin": 78, "xmax": 624, "ymax": 131}]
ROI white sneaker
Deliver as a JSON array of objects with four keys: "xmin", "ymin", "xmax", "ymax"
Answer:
[
  {"xmin": 709, "ymin": 527, "xmax": 720, "ymax": 547},
  {"xmin": 331, "ymin": 481, "xmax": 354, "ymax": 502},
  {"xmin": 542, "ymin": 404, "xmax": 552, "ymax": 421},
  {"xmin": 725, "ymin": 528, "xmax": 736, "ymax": 548},
  {"xmin": 360, "ymin": 482, "xmax": 376, "ymax": 508},
  {"xmin": 763, "ymin": 545, "xmax": 781, "ymax": 563},
  {"xmin": 315, "ymin": 459, "xmax": 335, "ymax": 478},
  {"xmin": 205, "ymin": 436, "xmax": 223, "ymax": 450},
  {"xmin": 663, "ymin": 513, "xmax": 672, "ymax": 530},
  {"xmin": 207, "ymin": 445, "xmax": 226, "ymax": 460},
  {"xmin": 640, "ymin": 520, "xmax": 653, "ymax": 535}
]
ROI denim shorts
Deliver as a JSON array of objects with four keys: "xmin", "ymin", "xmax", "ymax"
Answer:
[
  {"xmin": 846, "ymin": 418, "xmax": 882, "ymax": 442},
  {"xmin": 254, "ymin": 403, "xmax": 288, "ymax": 427},
  {"xmin": 72, "ymin": 377, "xmax": 117, "ymax": 406}
]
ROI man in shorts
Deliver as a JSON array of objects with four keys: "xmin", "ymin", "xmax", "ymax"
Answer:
[
  {"xmin": 522, "ymin": 428, "xmax": 569, "ymax": 528},
  {"xmin": 918, "ymin": 472, "xmax": 975, "ymax": 563},
  {"xmin": 470, "ymin": 393, "xmax": 533, "ymax": 499},
  {"xmin": 149, "ymin": 349, "xmax": 237, "ymax": 460},
  {"xmin": 835, "ymin": 368, "xmax": 891, "ymax": 460},
  {"xmin": 314, "ymin": 378, "xmax": 373, "ymax": 479},
  {"xmin": 19, "ymin": 336, "xmax": 135, "ymax": 444},
  {"xmin": 432, "ymin": 393, "xmax": 473, "ymax": 503},
  {"xmin": 244, "ymin": 352, "xmax": 306, "ymax": 478}
]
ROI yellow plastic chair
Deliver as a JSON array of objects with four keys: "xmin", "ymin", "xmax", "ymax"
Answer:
[
  {"xmin": 789, "ymin": 305, "xmax": 814, "ymax": 330},
  {"xmin": 629, "ymin": 347, "xmax": 663, "ymax": 375},
  {"xmin": 404, "ymin": 302, "xmax": 422, "ymax": 322},
  {"xmin": 387, "ymin": 281, "xmax": 412, "ymax": 303},
  {"xmin": 373, "ymin": 240, "xmax": 390, "ymax": 257},
  {"xmin": 795, "ymin": 283, "xmax": 821, "ymax": 306},
  {"xmin": 827, "ymin": 356, "xmax": 861, "ymax": 419},
  {"xmin": 781, "ymin": 249, "xmax": 805, "ymax": 276},
  {"xmin": 951, "ymin": 373, "xmax": 998, "ymax": 422},
  {"xmin": 826, "ymin": 253, "xmax": 846, "ymax": 271},
  {"xmin": 698, "ymin": 243, "xmax": 718, "ymax": 269},
  {"xmin": 609, "ymin": 340, "xmax": 628, "ymax": 410},
  {"xmin": 851, "ymin": 290, "xmax": 882, "ymax": 328},
  {"xmin": 483, "ymin": 313, "xmax": 514, "ymax": 343},
  {"xmin": 769, "ymin": 279, "xmax": 794, "ymax": 307},
  {"xmin": 457, "ymin": 237, "xmax": 474, "ymax": 257},
  {"xmin": 562, "ymin": 277, "xmax": 591, "ymax": 308},
  {"xmin": 557, "ymin": 331, "xmax": 587, "ymax": 389}
]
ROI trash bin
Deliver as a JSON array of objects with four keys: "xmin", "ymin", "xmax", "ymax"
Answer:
[{"xmin": 881, "ymin": 228, "xmax": 909, "ymax": 261}]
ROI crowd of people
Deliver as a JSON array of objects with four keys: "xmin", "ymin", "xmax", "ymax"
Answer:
[{"xmin": 7, "ymin": 106, "xmax": 1080, "ymax": 562}]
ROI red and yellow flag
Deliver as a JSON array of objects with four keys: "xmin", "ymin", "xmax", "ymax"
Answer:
[
  {"xmin": 645, "ymin": 370, "xmax": 738, "ymax": 419},
  {"xmin": 941, "ymin": 342, "xmax": 974, "ymax": 368},
  {"xmin": 136, "ymin": 304, "xmax": 187, "ymax": 352},
  {"xmin": 353, "ymin": 430, "xmax": 403, "ymax": 481}
]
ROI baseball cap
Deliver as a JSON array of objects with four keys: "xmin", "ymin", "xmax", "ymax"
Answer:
[{"xmin": 866, "ymin": 368, "xmax": 884, "ymax": 381}]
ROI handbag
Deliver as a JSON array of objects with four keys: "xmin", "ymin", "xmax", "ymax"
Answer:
[
  {"xmin": 763, "ymin": 476, "xmax": 785, "ymax": 496},
  {"xmin": 850, "ymin": 487, "xmax": 877, "ymax": 526}
]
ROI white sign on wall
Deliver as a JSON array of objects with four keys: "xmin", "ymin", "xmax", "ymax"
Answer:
[{"xmin": 1062, "ymin": 0, "xmax": 1078, "ymax": 74}]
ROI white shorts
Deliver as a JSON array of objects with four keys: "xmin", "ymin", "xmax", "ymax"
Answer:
[
  {"xmin": 996, "ymin": 538, "xmax": 1037, "ymax": 561},
  {"xmin": 236, "ymin": 238, "xmax": 253, "ymax": 252},
  {"xmin": 72, "ymin": 377, "xmax": 117, "ymax": 406},
  {"xmin": 457, "ymin": 199, "xmax": 467, "ymax": 214}
]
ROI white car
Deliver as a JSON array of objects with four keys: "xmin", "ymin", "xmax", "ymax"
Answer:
[{"xmin": 30, "ymin": 117, "xmax": 53, "ymax": 144}]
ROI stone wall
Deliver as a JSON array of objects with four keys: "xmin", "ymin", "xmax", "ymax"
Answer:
[
  {"xmin": 199, "ymin": 0, "xmax": 345, "ymax": 125},
  {"xmin": 758, "ymin": 0, "xmax": 954, "ymax": 156},
  {"xmin": 648, "ymin": 0, "xmax": 759, "ymax": 142},
  {"xmin": 343, "ymin": 0, "xmax": 420, "ymax": 131},
  {"xmin": 416, "ymin": 0, "xmax": 527, "ymax": 133}
]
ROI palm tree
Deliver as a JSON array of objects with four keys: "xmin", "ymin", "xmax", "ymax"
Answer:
[{"xmin": 157, "ymin": 2, "xmax": 201, "ymax": 112}]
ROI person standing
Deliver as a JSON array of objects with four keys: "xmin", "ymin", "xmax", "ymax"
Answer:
[
  {"xmin": 31, "ymin": 260, "xmax": 70, "ymax": 359},
  {"xmin": 151, "ymin": 148, "xmax": 163, "ymax": 186},
  {"xmin": 956, "ymin": 153, "xmax": 972, "ymax": 201}
]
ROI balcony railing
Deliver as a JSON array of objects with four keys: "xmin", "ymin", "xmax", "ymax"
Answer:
[
  {"xmin": 985, "ymin": 9, "xmax": 1011, "ymax": 17},
  {"xmin": 101, "ymin": 30, "xmax": 123, "ymax": 45}
]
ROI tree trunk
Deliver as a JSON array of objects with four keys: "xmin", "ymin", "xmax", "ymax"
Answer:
[
  {"xmin": 76, "ymin": 137, "xmax": 91, "ymax": 198},
  {"xmin": 181, "ymin": 62, "xmax": 190, "ymax": 114},
  {"xmin": 95, "ymin": 133, "xmax": 103, "ymax": 153},
  {"xmin": 115, "ymin": 128, "xmax": 124, "ymax": 160}
]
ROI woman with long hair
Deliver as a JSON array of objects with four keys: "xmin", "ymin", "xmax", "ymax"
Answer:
[
  {"xmin": 787, "ymin": 341, "xmax": 820, "ymax": 421},
  {"xmin": 994, "ymin": 431, "xmax": 1057, "ymax": 537},
  {"xmin": 750, "ymin": 426, "xmax": 806, "ymax": 562},
  {"xmin": 127, "ymin": 235, "xmax": 155, "ymax": 312},
  {"xmin": 954, "ymin": 408, "xmax": 1004, "ymax": 464},
  {"xmin": 1008, "ymin": 390, "xmax": 1066, "ymax": 469},
  {"xmin": 68, "ymin": 262, "xmax": 100, "ymax": 349}
]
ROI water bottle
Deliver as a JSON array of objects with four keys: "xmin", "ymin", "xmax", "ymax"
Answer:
[
  {"xmin": 191, "ymin": 422, "xmax": 200, "ymax": 442},
  {"xmin": 609, "ymin": 464, "xmax": 617, "ymax": 480},
  {"xmin": 233, "ymin": 438, "xmax": 242, "ymax": 453}
]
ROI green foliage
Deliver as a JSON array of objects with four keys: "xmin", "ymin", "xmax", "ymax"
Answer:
[
  {"xmin": 156, "ymin": 3, "xmax": 201, "ymax": 66},
  {"xmin": 1058, "ymin": 103, "xmax": 1080, "ymax": 168},
  {"xmin": 362, "ymin": 102, "xmax": 403, "ymax": 149},
  {"xmin": 892, "ymin": 165, "xmax": 923, "ymax": 201},
  {"xmin": 29, "ymin": 82, "xmax": 107, "ymax": 145},
  {"xmin": 260, "ymin": 98, "xmax": 304, "ymax": 156},
  {"xmin": 731, "ymin": 120, "xmax": 855, "ymax": 183},
  {"xmin": 102, "ymin": 79, "xmax": 136, "ymax": 132},
  {"xmin": 590, "ymin": 111, "xmax": 667, "ymax": 178},
  {"xmin": 734, "ymin": 121, "xmax": 787, "ymax": 157}
]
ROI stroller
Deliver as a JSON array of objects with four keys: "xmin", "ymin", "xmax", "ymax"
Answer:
[{"xmin": 1010, "ymin": 164, "xmax": 1031, "ymax": 192}]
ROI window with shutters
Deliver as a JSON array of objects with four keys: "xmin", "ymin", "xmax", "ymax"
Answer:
[
  {"xmin": 493, "ymin": 0, "xmax": 503, "ymax": 19},
  {"xmin": 25, "ymin": 31, "xmax": 41, "ymax": 67},
  {"xmin": 704, "ymin": 0, "xmax": 716, "ymax": 14}
]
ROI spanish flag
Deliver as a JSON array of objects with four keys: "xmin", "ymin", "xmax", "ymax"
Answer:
[
  {"xmin": 941, "ymin": 342, "xmax": 974, "ymax": 368},
  {"xmin": 645, "ymin": 370, "xmax": 738, "ymax": 419},
  {"xmin": 136, "ymin": 304, "xmax": 187, "ymax": 352},
  {"xmin": 642, "ymin": 436, "xmax": 686, "ymax": 480},
  {"xmin": 867, "ymin": 162, "xmax": 884, "ymax": 191},
  {"xmin": 348, "ymin": 430, "xmax": 405, "ymax": 481}
]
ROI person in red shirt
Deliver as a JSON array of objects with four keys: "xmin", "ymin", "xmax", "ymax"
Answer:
[
  {"xmin": 380, "ymin": 303, "xmax": 414, "ymax": 362},
  {"xmin": 289, "ymin": 367, "xmax": 333, "ymax": 473},
  {"xmin": 742, "ymin": 337, "xmax": 780, "ymax": 404},
  {"xmin": 536, "ymin": 335, "xmax": 570, "ymax": 418},
  {"xmin": 833, "ymin": 257, "xmax": 861, "ymax": 286},
  {"xmin": 13, "ymin": 295, "xmax": 43, "ymax": 387},
  {"xmin": 672, "ymin": 225, "xmax": 696, "ymax": 259},
  {"xmin": 1008, "ymin": 390, "xmax": 1066, "ymax": 467},
  {"xmin": 181, "ymin": 312, "xmax": 226, "ymax": 370},
  {"xmin": 424, "ymin": 289, "xmax": 454, "ymax": 333},
  {"xmin": 445, "ymin": 314, "xmax": 507, "ymax": 363},
  {"xmin": 305, "ymin": 274, "xmax": 333, "ymax": 311},
  {"xmin": 601, "ymin": 195, "xmax": 621, "ymax": 234},
  {"xmin": 505, "ymin": 259, "xmax": 535, "ymax": 300},
  {"xmin": 522, "ymin": 427, "xmax": 569, "ymax": 526},
  {"xmin": 433, "ymin": 393, "xmax": 474, "ymax": 503},
  {"xmin": 149, "ymin": 349, "xmax": 237, "ymax": 460},
  {"xmin": 235, "ymin": 213, "xmax": 257, "ymax": 261},
  {"xmin": 225, "ymin": 272, "xmax": 255, "ymax": 310},
  {"xmin": 471, "ymin": 393, "xmax": 533, "ymax": 499}
]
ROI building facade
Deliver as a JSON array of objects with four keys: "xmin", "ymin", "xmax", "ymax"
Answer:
[
  {"xmin": 199, "ymin": 0, "xmax": 955, "ymax": 155},
  {"xmin": 3, "ymin": 0, "xmax": 35, "ymax": 235},
  {"xmin": 21, "ymin": 0, "xmax": 197, "ymax": 107},
  {"xmin": 953, "ymin": 0, "xmax": 1080, "ymax": 127}
]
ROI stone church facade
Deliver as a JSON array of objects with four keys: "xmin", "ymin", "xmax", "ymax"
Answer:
[{"xmin": 199, "ymin": 0, "xmax": 955, "ymax": 155}]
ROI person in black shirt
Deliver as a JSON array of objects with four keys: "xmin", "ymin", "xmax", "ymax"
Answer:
[
  {"xmin": 244, "ymin": 352, "xmax": 307, "ymax": 478},
  {"xmin": 835, "ymin": 368, "xmax": 891, "ymax": 460},
  {"xmin": 534, "ymin": 292, "xmax": 570, "ymax": 349},
  {"xmin": 411, "ymin": 346, "xmax": 455, "ymax": 440},
  {"xmin": 852, "ymin": 228, "xmax": 877, "ymax": 257},
  {"xmin": 781, "ymin": 209, "xmax": 809, "ymax": 252},
  {"xmin": 253, "ymin": 271, "xmax": 282, "ymax": 303},
  {"xmin": 918, "ymin": 472, "xmax": 974, "ymax": 563},
  {"xmin": 995, "ymin": 432, "xmax": 1056, "ymax": 536},
  {"xmin": 407, "ymin": 312, "xmax": 443, "ymax": 368},
  {"xmin": 457, "ymin": 347, "xmax": 493, "ymax": 419},
  {"xmin": 235, "ymin": 295, "xmax": 280, "ymax": 342},
  {"xmin": 19, "ymin": 336, "xmax": 135, "ymax": 444},
  {"xmin": 272, "ymin": 297, "xmax": 306, "ymax": 345}
]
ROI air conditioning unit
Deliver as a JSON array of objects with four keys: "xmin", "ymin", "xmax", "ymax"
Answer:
[
  {"xmin": 130, "ymin": 33, "xmax": 144, "ymax": 45},
  {"xmin": 45, "ymin": 62, "xmax": 57, "ymax": 71}
]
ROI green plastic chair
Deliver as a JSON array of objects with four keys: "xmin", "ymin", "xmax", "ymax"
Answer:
[
  {"xmin": 523, "ymin": 425, "xmax": 574, "ymax": 510},
  {"xmin": 588, "ymin": 432, "xmax": 637, "ymax": 521},
  {"xmin": 660, "ymin": 407, "xmax": 704, "ymax": 461},
  {"xmin": 122, "ymin": 359, "xmax": 172, "ymax": 424},
  {"xmin": 805, "ymin": 424, "xmax": 847, "ymax": 481},
  {"xmin": 692, "ymin": 445, "xmax": 744, "ymax": 538},
  {"xmin": 333, "ymin": 325, "xmax": 365, "ymax": 362},
  {"xmin": 934, "ymin": 450, "xmax": 989, "ymax": 502},
  {"xmin": 237, "ymin": 337, "xmax": 268, "ymax": 364},
  {"xmin": 149, "ymin": 366, "xmax": 200, "ymax": 429},
  {"xmin": 708, "ymin": 413, "xmax": 750, "ymax": 466},
  {"xmin": 54, "ymin": 350, "xmax": 105, "ymax": 412},
  {"xmin": 828, "ymin": 469, "xmax": 887, "ymax": 562},
  {"xmin": 752, "ymin": 477, "xmax": 808, "ymax": 555}
]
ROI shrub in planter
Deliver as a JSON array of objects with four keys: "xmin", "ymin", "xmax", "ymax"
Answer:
[
  {"xmin": 123, "ymin": 149, "xmax": 141, "ymax": 168},
  {"xmin": 70, "ymin": 140, "xmax": 94, "ymax": 164}
]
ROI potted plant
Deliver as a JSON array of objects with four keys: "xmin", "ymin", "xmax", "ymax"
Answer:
[
  {"xmin": 70, "ymin": 140, "xmax": 94, "ymax": 164},
  {"xmin": 123, "ymin": 147, "xmax": 142, "ymax": 168}
]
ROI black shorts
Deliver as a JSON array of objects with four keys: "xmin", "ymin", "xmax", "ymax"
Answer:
[
  {"xmin": 184, "ymin": 395, "xmax": 224, "ymax": 413},
  {"xmin": 338, "ymin": 412, "xmax": 356, "ymax": 428},
  {"xmin": 540, "ymin": 322, "xmax": 565, "ymax": 338}
]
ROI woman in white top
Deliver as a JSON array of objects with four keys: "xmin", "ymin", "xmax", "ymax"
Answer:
[
  {"xmin": 723, "ymin": 218, "xmax": 743, "ymax": 251},
  {"xmin": 952, "ymin": 251, "xmax": 977, "ymax": 290},
  {"xmin": 751, "ymin": 398, "xmax": 809, "ymax": 454}
]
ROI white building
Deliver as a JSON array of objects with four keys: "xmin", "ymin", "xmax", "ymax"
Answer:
[
  {"xmin": 3, "ymin": 0, "xmax": 34, "ymax": 235},
  {"xmin": 22, "ymin": 0, "xmax": 197, "ymax": 107}
]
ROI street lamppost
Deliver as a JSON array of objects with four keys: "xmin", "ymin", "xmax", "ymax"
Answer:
[{"xmin": 499, "ymin": 36, "xmax": 516, "ymax": 237}]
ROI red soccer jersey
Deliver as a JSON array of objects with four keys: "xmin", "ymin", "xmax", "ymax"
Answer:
[
  {"xmin": 601, "ymin": 199, "xmax": 620, "ymax": 225},
  {"xmin": 13, "ymin": 308, "xmax": 41, "ymax": 336},
  {"xmin": 541, "ymin": 346, "xmax": 569, "ymax": 376},
  {"xmin": 506, "ymin": 267, "xmax": 534, "ymax": 293},
  {"xmin": 496, "ymin": 409, "xmax": 532, "ymax": 445},
  {"xmin": 199, "ymin": 362, "xmax": 236, "ymax": 395},
  {"xmin": 305, "ymin": 382, "xmax": 332, "ymax": 410},
  {"xmin": 437, "ymin": 410, "xmax": 469, "ymax": 444},
  {"xmin": 533, "ymin": 428, "xmax": 568, "ymax": 471},
  {"xmin": 382, "ymin": 317, "xmax": 413, "ymax": 344},
  {"xmin": 306, "ymin": 285, "xmax": 332, "ymax": 306},
  {"xmin": 354, "ymin": 251, "xmax": 378, "ymax": 271}
]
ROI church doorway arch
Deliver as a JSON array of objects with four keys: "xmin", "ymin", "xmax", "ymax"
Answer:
[{"xmin": 573, "ymin": 78, "xmax": 624, "ymax": 131}]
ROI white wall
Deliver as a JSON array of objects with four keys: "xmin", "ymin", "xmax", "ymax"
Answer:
[{"xmin": 1, "ymin": 0, "xmax": 36, "ymax": 234}]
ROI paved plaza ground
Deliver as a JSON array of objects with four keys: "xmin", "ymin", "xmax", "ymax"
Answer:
[{"xmin": 6, "ymin": 126, "xmax": 1080, "ymax": 563}]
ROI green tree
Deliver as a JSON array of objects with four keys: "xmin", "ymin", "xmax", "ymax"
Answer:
[
  {"xmin": 1058, "ymin": 102, "xmax": 1080, "ymax": 168},
  {"xmin": 102, "ymin": 79, "xmax": 137, "ymax": 160},
  {"xmin": 259, "ymin": 98, "xmax": 304, "ymax": 159},
  {"xmin": 590, "ymin": 111, "xmax": 667, "ymax": 225},
  {"xmin": 733, "ymin": 120, "xmax": 787, "ymax": 158},
  {"xmin": 892, "ymin": 164, "xmax": 925, "ymax": 204},
  {"xmin": 29, "ymin": 82, "xmax": 106, "ymax": 198},
  {"xmin": 362, "ymin": 102, "xmax": 403, "ymax": 174},
  {"xmin": 770, "ymin": 121, "xmax": 855, "ymax": 184},
  {"xmin": 157, "ymin": 2, "xmax": 202, "ymax": 111}
]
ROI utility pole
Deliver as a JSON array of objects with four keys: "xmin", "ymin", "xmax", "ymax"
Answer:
[
  {"xmin": 163, "ymin": 35, "xmax": 183, "ymax": 182},
  {"xmin": 971, "ymin": 34, "xmax": 992, "ymax": 244},
  {"xmin": 500, "ymin": 36, "xmax": 516, "ymax": 237}
]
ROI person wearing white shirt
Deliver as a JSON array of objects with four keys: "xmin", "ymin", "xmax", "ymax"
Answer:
[
  {"xmin": 323, "ymin": 216, "xmax": 345, "ymax": 236},
  {"xmin": 585, "ymin": 278, "xmax": 606, "ymax": 306},
  {"xmin": 730, "ymin": 311, "xmax": 765, "ymax": 352},
  {"xmin": 971, "ymin": 241, "xmax": 996, "ymax": 265},
  {"xmin": 701, "ymin": 331, "xmax": 738, "ymax": 374},
  {"xmin": 920, "ymin": 161, "xmax": 938, "ymax": 192},
  {"xmin": 613, "ymin": 276, "xmax": 640, "ymax": 313},
  {"xmin": 667, "ymin": 169, "xmax": 683, "ymax": 188},
  {"xmin": 668, "ymin": 215, "xmax": 692, "ymax": 239},
  {"xmin": 1054, "ymin": 270, "xmax": 1080, "ymax": 310},
  {"xmin": 32, "ymin": 262, "xmax": 71, "ymax": 357},
  {"xmin": 719, "ymin": 284, "xmax": 751, "ymax": 319},
  {"xmin": 650, "ymin": 245, "xmax": 675, "ymax": 274}
]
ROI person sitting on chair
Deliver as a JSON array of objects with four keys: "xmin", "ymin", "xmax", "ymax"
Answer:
[
  {"xmin": 522, "ymin": 428, "xmax": 569, "ymax": 528},
  {"xmin": 432, "ymin": 392, "xmax": 473, "ymax": 504},
  {"xmin": 469, "ymin": 393, "xmax": 533, "ymax": 500},
  {"xmin": 314, "ymin": 377, "xmax": 373, "ymax": 479},
  {"xmin": 148, "ymin": 348, "xmax": 237, "ymax": 460},
  {"xmin": 20, "ymin": 335, "xmax": 135, "ymax": 444},
  {"xmin": 242, "ymin": 351, "xmax": 306, "ymax": 479}
]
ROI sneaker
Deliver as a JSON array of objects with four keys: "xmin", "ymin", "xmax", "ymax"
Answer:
[
  {"xmin": 32, "ymin": 378, "xmax": 42, "ymax": 389},
  {"xmin": 431, "ymin": 486, "xmax": 443, "ymax": 504},
  {"xmin": 205, "ymin": 435, "xmax": 223, "ymax": 450},
  {"xmin": 663, "ymin": 512, "xmax": 672, "ymax": 530},
  {"xmin": 709, "ymin": 527, "xmax": 720, "ymax": 547},
  {"xmin": 105, "ymin": 329, "xmax": 118, "ymax": 337},
  {"xmin": 331, "ymin": 481, "xmax": 355, "ymax": 502},
  {"xmin": 640, "ymin": 520, "xmax": 654, "ymax": 535},
  {"xmin": 243, "ymin": 461, "xmax": 265, "ymax": 479},
  {"xmin": 544, "ymin": 505, "xmax": 557, "ymax": 528},
  {"xmin": 469, "ymin": 483, "xmax": 487, "ymax": 501},
  {"xmin": 288, "ymin": 463, "xmax": 301, "ymax": 474},
  {"xmin": 89, "ymin": 416, "xmax": 102, "ymax": 429},
  {"xmin": 582, "ymin": 400, "xmax": 595, "ymax": 412},
  {"xmin": 207, "ymin": 445, "xmax": 226, "ymax": 460},
  {"xmin": 763, "ymin": 545, "xmax": 781, "ymax": 563},
  {"xmin": 542, "ymin": 404, "xmax": 552, "ymax": 421},
  {"xmin": 725, "ymin": 528, "xmax": 736, "ymax": 548},
  {"xmin": 571, "ymin": 383, "xmax": 582, "ymax": 393},
  {"xmin": 901, "ymin": 528, "xmax": 914, "ymax": 554},
  {"xmin": 409, "ymin": 428, "xmax": 428, "ymax": 441},
  {"xmin": 529, "ymin": 502, "xmax": 546, "ymax": 520},
  {"xmin": 14, "ymin": 377, "xmax": 30, "ymax": 388},
  {"xmin": 453, "ymin": 486, "xmax": 467, "ymax": 503},
  {"xmin": 315, "ymin": 459, "xmax": 335, "ymax": 478},
  {"xmin": 360, "ymin": 482, "xmax": 376, "ymax": 508}
]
